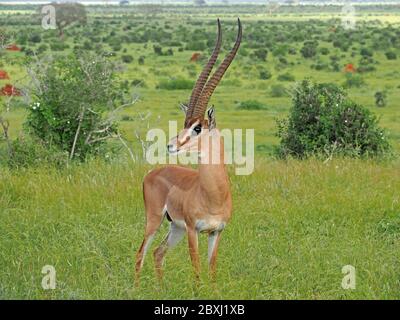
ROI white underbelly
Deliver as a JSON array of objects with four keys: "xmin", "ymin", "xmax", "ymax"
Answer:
[
  {"xmin": 171, "ymin": 219, "xmax": 225, "ymax": 233},
  {"xmin": 164, "ymin": 206, "xmax": 226, "ymax": 233},
  {"xmin": 195, "ymin": 219, "xmax": 226, "ymax": 233}
]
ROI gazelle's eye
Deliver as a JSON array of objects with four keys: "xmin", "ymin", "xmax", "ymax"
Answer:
[{"xmin": 193, "ymin": 125, "xmax": 202, "ymax": 135}]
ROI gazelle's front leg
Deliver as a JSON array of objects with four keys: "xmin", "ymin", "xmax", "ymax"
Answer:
[
  {"xmin": 208, "ymin": 231, "xmax": 222, "ymax": 280},
  {"xmin": 187, "ymin": 226, "xmax": 200, "ymax": 279}
]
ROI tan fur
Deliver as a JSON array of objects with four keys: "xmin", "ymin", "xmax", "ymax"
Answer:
[
  {"xmin": 135, "ymin": 123, "xmax": 232, "ymax": 283},
  {"xmin": 135, "ymin": 18, "xmax": 241, "ymax": 284}
]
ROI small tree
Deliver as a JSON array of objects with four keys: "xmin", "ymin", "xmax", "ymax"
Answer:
[
  {"xmin": 374, "ymin": 91, "xmax": 387, "ymax": 108},
  {"xmin": 194, "ymin": 0, "xmax": 206, "ymax": 5},
  {"xmin": 276, "ymin": 80, "xmax": 391, "ymax": 158},
  {"xmin": 385, "ymin": 51, "xmax": 397, "ymax": 60},
  {"xmin": 41, "ymin": 3, "xmax": 87, "ymax": 38},
  {"xmin": 254, "ymin": 48, "xmax": 268, "ymax": 61},
  {"xmin": 300, "ymin": 41, "xmax": 318, "ymax": 59},
  {"xmin": 25, "ymin": 54, "xmax": 133, "ymax": 160}
]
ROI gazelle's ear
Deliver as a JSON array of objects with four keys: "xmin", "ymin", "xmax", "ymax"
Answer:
[
  {"xmin": 207, "ymin": 106, "xmax": 216, "ymax": 130},
  {"xmin": 179, "ymin": 103, "xmax": 188, "ymax": 115}
]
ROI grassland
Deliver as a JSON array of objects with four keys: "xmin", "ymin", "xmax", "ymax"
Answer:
[
  {"xmin": 1, "ymin": 158, "xmax": 400, "ymax": 299},
  {"xmin": 1, "ymin": 5, "xmax": 400, "ymax": 299}
]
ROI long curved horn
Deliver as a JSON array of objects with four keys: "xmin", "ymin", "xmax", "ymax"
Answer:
[
  {"xmin": 192, "ymin": 18, "xmax": 242, "ymax": 120},
  {"xmin": 186, "ymin": 19, "xmax": 222, "ymax": 122}
]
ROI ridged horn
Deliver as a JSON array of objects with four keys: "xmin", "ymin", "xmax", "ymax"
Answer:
[
  {"xmin": 185, "ymin": 19, "xmax": 222, "ymax": 123},
  {"xmin": 192, "ymin": 18, "xmax": 242, "ymax": 119}
]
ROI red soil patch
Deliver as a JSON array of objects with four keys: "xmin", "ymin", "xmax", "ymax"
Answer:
[
  {"xmin": 0, "ymin": 70, "xmax": 10, "ymax": 80},
  {"xmin": 344, "ymin": 63, "xmax": 356, "ymax": 73},
  {"xmin": 190, "ymin": 53, "xmax": 201, "ymax": 62},
  {"xmin": 5, "ymin": 44, "xmax": 21, "ymax": 51},
  {"xmin": 0, "ymin": 84, "xmax": 21, "ymax": 96}
]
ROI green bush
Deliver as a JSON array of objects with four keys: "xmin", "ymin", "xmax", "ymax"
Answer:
[
  {"xmin": 237, "ymin": 100, "xmax": 267, "ymax": 110},
  {"xmin": 29, "ymin": 33, "xmax": 41, "ymax": 43},
  {"xmin": 277, "ymin": 72, "xmax": 295, "ymax": 82},
  {"xmin": 186, "ymin": 41, "xmax": 206, "ymax": 51},
  {"xmin": 385, "ymin": 51, "xmax": 397, "ymax": 60},
  {"xmin": 259, "ymin": 69, "xmax": 272, "ymax": 80},
  {"xmin": 276, "ymin": 80, "xmax": 391, "ymax": 158},
  {"xmin": 360, "ymin": 47, "xmax": 373, "ymax": 57},
  {"xmin": 25, "ymin": 53, "xmax": 123, "ymax": 161},
  {"xmin": 375, "ymin": 91, "xmax": 387, "ymax": 107},
  {"xmin": 5, "ymin": 136, "xmax": 68, "ymax": 169},
  {"xmin": 300, "ymin": 41, "xmax": 318, "ymax": 58},
  {"xmin": 50, "ymin": 41, "xmax": 69, "ymax": 51},
  {"xmin": 156, "ymin": 78, "xmax": 194, "ymax": 90},
  {"xmin": 121, "ymin": 54, "xmax": 134, "ymax": 63},
  {"xmin": 270, "ymin": 84, "xmax": 288, "ymax": 97},
  {"xmin": 253, "ymin": 49, "xmax": 268, "ymax": 61},
  {"xmin": 344, "ymin": 73, "xmax": 365, "ymax": 88}
]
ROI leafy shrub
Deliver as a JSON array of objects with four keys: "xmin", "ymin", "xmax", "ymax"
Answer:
[
  {"xmin": 344, "ymin": 73, "xmax": 365, "ymax": 88},
  {"xmin": 83, "ymin": 41, "xmax": 93, "ymax": 50},
  {"xmin": 237, "ymin": 100, "xmax": 267, "ymax": 110},
  {"xmin": 50, "ymin": 41, "xmax": 69, "ymax": 51},
  {"xmin": 153, "ymin": 45, "xmax": 163, "ymax": 55},
  {"xmin": 277, "ymin": 72, "xmax": 295, "ymax": 82},
  {"xmin": 6, "ymin": 135, "xmax": 68, "ymax": 169},
  {"xmin": 319, "ymin": 47, "xmax": 330, "ymax": 55},
  {"xmin": 375, "ymin": 91, "xmax": 387, "ymax": 107},
  {"xmin": 259, "ymin": 69, "xmax": 272, "ymax": 80},
  {"xmin": 186, "ymin": 41, "xmax": 206, "ymax": 51},
  {"xmin": 385, "ymin": 51, "xmax": 397, "ymax": 60},
  {"xmin": 111, "ymin": 43, "xmax": 122, "ymax": 52},
  {"xmin": 156, "ymin": 78, "xmax": 194, "ymax": 90},
  {"xmin": 29, "ymin": 33, "xmax": 41, "ymax": 43},
  {"xmin": 253, "ymin": 49, "xmax": 268, "ymax": 61},
  {"xmin": 270, "ymin": 84, "xmax": 288, "ymax": 97},
  {"xmin": 360, "ymin": 47, "xmax": 373, "ymax": 57},
  {"xmin": 357, "ymin": 64, "xmax": 376, "ymax": 73},
  {"xmin": 37, "ymin": 44, "xmax": 48, "ymax": 54},
  {"xmin": 300, "ymin": 41, "xmax": 318, "ymax": 58},
  {"xmin": 25, "ymin": 53, "xmax": 123, "ymax": 161},
  {"xmin": 121, "ymin": 54, "xmax": 134, "ymax": 63},
  {"xmin": 276, "ymin": 80, "xmax": 391, "ymax": 158}
]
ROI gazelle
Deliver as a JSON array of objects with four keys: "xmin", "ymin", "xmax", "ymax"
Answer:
[{"xmin": 135, "ymin": 18, "xmax": 242, "ymax": 282}]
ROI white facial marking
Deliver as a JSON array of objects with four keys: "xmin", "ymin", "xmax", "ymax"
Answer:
[{"xmin": 179, "ymin": 120, "xmax": 200, "ymax": 145}]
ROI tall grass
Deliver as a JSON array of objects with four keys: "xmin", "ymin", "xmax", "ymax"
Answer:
[{"xmin": 1, "ymin": 158, "xmax": 399, "ymax": 299}]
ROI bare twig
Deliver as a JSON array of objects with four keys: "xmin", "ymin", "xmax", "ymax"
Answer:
[
  {"xmin": 70, "ymin": 107, "xmax": 85, "ymax": 160},
  {"xmin": 117, "ymin": 131, "xmax": 135, "ymax": 163},
  {"xmin": 0, "ymin": 116, "xmax": 12, "ymax": 157}
]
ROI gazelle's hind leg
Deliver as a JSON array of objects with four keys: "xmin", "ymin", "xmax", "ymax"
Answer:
[
  {"xmin": 154, "ymin": 222, "xmax": 185, "ymax": 280},
  {"xmin": 208, "ymin": 231, "xmax": 222, "ymax": 281},
  {"xmin": 135, "ymin": 178, "xmax": 168, "ymax": 285}
]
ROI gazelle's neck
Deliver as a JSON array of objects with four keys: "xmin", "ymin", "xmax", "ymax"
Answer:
[{"xmin": 198, "ymin": 129, "xmax": 230, "ymax": 207}]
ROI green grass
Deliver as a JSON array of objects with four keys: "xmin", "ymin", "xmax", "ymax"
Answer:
[
  {"xmin": 1, "ymin": 5, "xmax": 400, "ymax": 299},
  {"xmin": 1, "ymin": 158, "xmax": 400, "ymax": 299}
]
